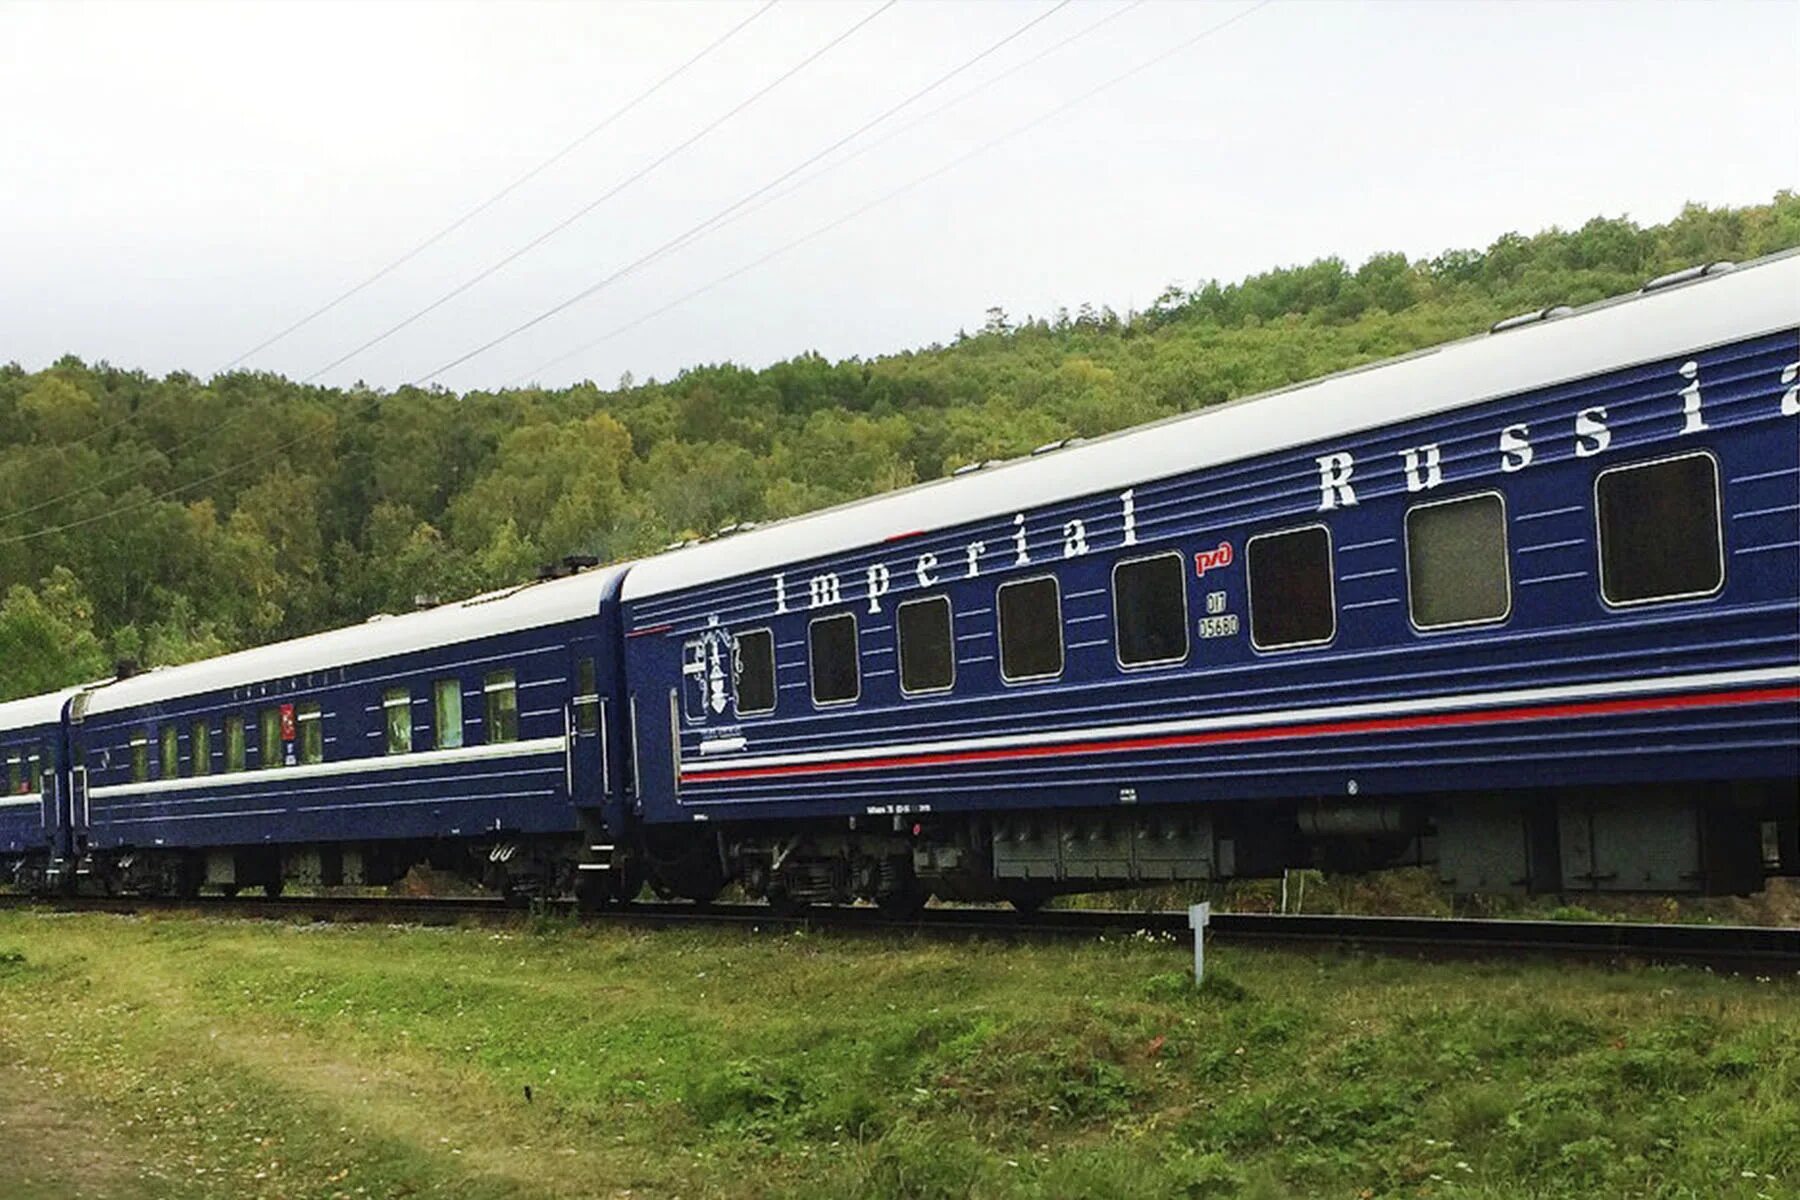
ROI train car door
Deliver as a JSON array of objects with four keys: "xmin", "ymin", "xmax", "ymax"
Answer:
[{"xmin": 566, "ymin": 643, "xmax": 607, "ymax": 809}]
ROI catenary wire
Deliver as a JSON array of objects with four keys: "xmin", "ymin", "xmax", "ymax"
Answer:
[
  {"xmin": 0, "ymin": 2, "xmax": 779, "ymax": 530},
  {"xmin": 0, "ymin": 0, "xmax": 1269, "ymax": 549},
  {"xmin": 412, "ymin": 0, "xmax": 1081, "ymax": 385},
  {"xmin": 513, "ymin": 0, "xmax": 1271, "ymax": 386},
  {"xmin": 217, "ymin": 0, "xmax": 779, "ymax": 376},
  {"xmin": 297, "ymin": 0, "xmax": 898, "ymax": 385}
]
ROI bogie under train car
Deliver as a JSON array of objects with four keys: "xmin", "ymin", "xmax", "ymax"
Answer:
[{"xmin": 2, "ymin": 253, "xmax": 1796, "ymax": 905}]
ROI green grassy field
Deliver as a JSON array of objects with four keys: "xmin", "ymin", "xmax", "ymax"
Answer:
[{"xmin": 0, "ymin": 911, "xmax": 1794, "ymax": 1200}]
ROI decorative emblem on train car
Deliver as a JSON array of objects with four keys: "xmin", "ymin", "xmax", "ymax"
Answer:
[{"xmin": 683, "ymin": 620, "xmax": 735, "ymax": 721}]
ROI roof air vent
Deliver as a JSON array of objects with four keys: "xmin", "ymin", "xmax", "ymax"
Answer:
[
  {"xmin": 1641, "ymin": 261, "xmax": 1737, "ymax": 293},
  {"xmin": 113, "ymin": 657, "xmax": 140, "ymax": 680},
  {"xmin": 1489, "ymin": 305, "xmax": 1573, "ymax": 335},
  {"xmin": 562, "ymin": 554, "xmax": 600, "ymax": 571}
]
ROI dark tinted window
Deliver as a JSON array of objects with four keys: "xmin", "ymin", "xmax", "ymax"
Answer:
[
  {"xmin": 897, "ymin": 597, "xmax": 955, "ymax": 694},
  {"xmin": 574, "ymin": 657, "xmax": 600, "ymax": 733},
  {"xmin": 297, "ymin": 703, "xmax": 323, "ymax": 765},
  {"xmin": 1114, "ymin": 553, "xmax": 1189, "ymax": 667},
  {"xmin": 191, "ymin": 721, "xmax": 211, "ymax": 776},
  {"xmin": 809, "ymin": 614, "xmax": 860, "ymax": 705},
  {"xmin": 1407, "ymin": 493, "xmax": 1510, "ymax": 628},
  {"xmin": 1248, "ymin": 526, "xmax": 1335, "ymax": 649},
  {"xmin": 735, "ymin": 630, "xmax": 777, "ymax": 715},
  {"xmin": 1597, "ymin": 453, "xmax": 1722, "ymax": 605},
  {"xmin": 998, "ymin": 576, "xmax": 1063, "ymax": 681},
  {"xmin": 225, "ymin": 717, "xmax": 246, "ymax": 772},
  {"xmin": 485, "ymin": 671, "xmax": 519, "ymax": 743}
]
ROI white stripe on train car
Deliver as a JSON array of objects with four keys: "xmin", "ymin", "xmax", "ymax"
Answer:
[
  {"xmin": 680, "ymin": 666, "xmax": 1800, "ymax": 781},
  {"xmin": 87, "ymin": 736, "xmax": 566, "ymax": 801},
  {"xmin": 0, "ymin": 792, "xmax": 43, "ymax": 809}
]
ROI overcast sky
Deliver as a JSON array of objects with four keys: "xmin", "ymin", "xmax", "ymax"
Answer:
[{"xmin": 3, "ymin": 0, "xmax": 1795, "ymax": 393}]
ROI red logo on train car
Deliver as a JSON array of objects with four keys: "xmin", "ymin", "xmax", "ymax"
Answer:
[
  {"xmin": 279, "ymin": 704, "xmax": 297, "ymax": 742},
  {"xmin": 1194, "ymin": 542, "xmax": 1233, "ymax": 576}
]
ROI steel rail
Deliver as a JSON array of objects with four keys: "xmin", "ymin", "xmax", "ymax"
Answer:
[{"xmin": 3, "ymin": 892, "xmax": 1795, "ymax": 974}]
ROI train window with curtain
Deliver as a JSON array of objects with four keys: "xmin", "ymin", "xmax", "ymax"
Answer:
[
  {"xmin": 1596, "ymin": 452, "xmax": 1723, "ymax": 606},
  {"xmin": 132, "ymin": 735, "xmax": 149, "ymax": 783},
  {"xmin": 434, "ymin": 679, "xmax": 464, "ymax": 749},
  {"xmin": 1406, "ymin": 492, "xmax": 1511, "ymax": 629},
  {"xmin": 260, "ymin": 708, "xmax": 284, "ymax": 769},
  {"xmin": 297, "ymin": 703, "xmax": 323, "ymax": 765},
  {"xmin": 160, "ymin": 727, "xmax": 179, "ymax": 779},
  {"xmin": 485, "ymin": 671, "xmax": 519, "ymax": 742},
  {"xmin": 998, "ymin": 575, "xmax": 1064, "ymax": 682},
  {"xmin": 191, "ymin": 721, "xmax": 211, "ymax": 776},
  {"xmin": 897, "ymin": 596, "xmax": 955, "ymax": 695},
  {"xmin": 809, "ymin": 614, "xmax": 860, "ymax": 706},
  {"xmin": 383, "ymin": 688, "xmax": 413, "ymax": 755},
  {"xmin": 1113, "ymin": 552, "xmax": 1190, "ymax": 668},
  {"xmin": 1247, "ymin": 525, "xmax": 1335, "ymax": 650},
  {"xmin": 734, "ymin": 630, "xmax": 776, "ymax": 716},
  {"xmin": 574, "ymin": 657, "xmax": 601, "ymax": 733},
  {"xmin": 225, "ymin": 717, "xmax": 246, "ymax": 772}
]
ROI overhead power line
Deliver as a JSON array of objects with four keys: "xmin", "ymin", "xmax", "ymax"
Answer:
[
  {"xmin": 412, "ymin": 0, "xmax": 1080, "ymax": 385},
  {"xmin": 0, "ymin": 1, "xmax": 778, "ymax": 532},
  {"xmin": 0, "ymin": 0, "xmax": 1271, "ymax": 550},
  {"xmin": 513, "ymin": 0, "xmax": 1270, "ymax": 386},
  {"xmin": 298, "ymin": 0, "xmax": 899, "ymax": 385},
  {"xmin": 218, "ymin": 0, "xmax": 779, "ymax": 376}
]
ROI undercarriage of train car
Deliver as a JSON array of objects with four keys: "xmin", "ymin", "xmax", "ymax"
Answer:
[
  {"xmin": 14, "ymin": 778, "xmax": 1794, "ymax": 907},
  {"xmin": 635, "ymin": 778, "xmax": 1800, "ymax": 910}
]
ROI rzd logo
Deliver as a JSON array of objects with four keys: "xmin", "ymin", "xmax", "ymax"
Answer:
[{"xmin": 1194, "ymin": 542, "xmax": 1233, "ymax": 577}]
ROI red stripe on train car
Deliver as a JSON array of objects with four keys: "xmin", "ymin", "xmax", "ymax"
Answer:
[{"xmin": 679, "ymin": 684, "xmax": 1800, "ymax": 784}]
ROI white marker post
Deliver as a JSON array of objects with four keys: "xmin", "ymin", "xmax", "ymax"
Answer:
[{"xmin": 1188, "ymin": 902, "xmax": 1211, "ymax": 985}]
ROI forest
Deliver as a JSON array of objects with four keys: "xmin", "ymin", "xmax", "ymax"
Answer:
[{"xmin": 2, "ymin": 194, "xmax": 1796, "ymax": 701}]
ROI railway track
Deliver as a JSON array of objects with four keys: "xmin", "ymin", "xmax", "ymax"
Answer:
[{"xmin": 2, "ymin": 891, "xmax": 1795, "ymax": 974}]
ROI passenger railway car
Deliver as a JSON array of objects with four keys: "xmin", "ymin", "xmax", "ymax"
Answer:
[
  {"xmin": 2, "ymin": 254, "xmax": 1795, "ymax": 907},
  {"xmin": 620, "ymin": 253, "xmax": 1800, "ymax": 910},
  {"xmin": 57, "ymin": 567, "xmax": 628, "ymax": 898},
  {"xmin": 0, "ymin": 687, "xmax": 80, "ymax": 891}
]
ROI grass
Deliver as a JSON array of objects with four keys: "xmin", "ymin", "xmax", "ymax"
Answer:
[{"xmin": 0, "ymin": 912, "xmax": 1795, "ymax": 1199}]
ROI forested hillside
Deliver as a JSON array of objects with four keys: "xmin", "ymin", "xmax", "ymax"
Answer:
[{"xmin": 3, "ymin": 195, "xmax": 1796, "ymax": 700}]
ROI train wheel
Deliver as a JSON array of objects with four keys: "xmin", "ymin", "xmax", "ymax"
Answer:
[{"xmin": 876, "ymin": 886, "xmax": 927, "ymax": 922}]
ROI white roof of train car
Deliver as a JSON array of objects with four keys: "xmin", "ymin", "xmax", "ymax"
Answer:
[
  {"xmin": 622, "ymin": 251, "xmax": 1800, "ymax": 603},
  {"xmin": 86, "ymin": 565, "xmax": 626, "ymax": 716},
  {"xmin": 0, "ymin": 686, "xmax": 87, "ymax": 733}
]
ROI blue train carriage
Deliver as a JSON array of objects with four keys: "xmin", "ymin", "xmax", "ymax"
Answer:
[
  {"xmin": 68, "ymin": 565, "xmax": 630, "ymax": 900},
  {"xmin": 619, "ymin": 252, "xmax": 1800, "ymax": 910},
  {"xmin": 0, "ymin": 687, "xmax": 83, "ymax": 892}
]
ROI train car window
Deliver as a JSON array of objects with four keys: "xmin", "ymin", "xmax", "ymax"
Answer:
[
  {"xmin": 225, "ymin": 717, "xmax": 246, "ymax": 772},
  {"xmin": 30, "ymin": 750, "xmax": 47, "ymax": 792},
  {"xmin": 998, "ymin": 576, "xmax": 1064, "ymax": 682},
  {"xmin": 132, "ymin": 735, "xmax": 149, "ymax": 783},
  {"xmin": 734, "ymin": 630, "xmax": 776, "ymax": 716},
  {"xmin": 809, "ymin": 614, "xmax": 860, "ymax": 706},
  {"xmin": 574, "ymin": 657, "xmax": 601, "ymax": 733},
  {"xmin": 1114, "ymin": 552, "xmax": 1190, "ymax": 668},
  {"xmin": 160, "ymin": 727, "xmax": 179, "ymax": 780},
  {"xmin": 383, "ymin": 689, "xmax": 413, "ymax": 755},
  {"xmin": 1596, "ymin": 452, "xmax": 1724, "ymax": 606},
  {"xmin": 297, "ymin": 704, "xmax": 323, "ymax": 765},
  {"xmin": 191, "ymin": 721, "xmax": 211, "ymax": 776},
  {"xmin": 260, "ymin": 708, "xmax": 284, "ymax": 768},
  {"xmin": 434, "ymin": 679, "xmax": 464, "ymax": 749},
  {"xmin": 1247, "ymin": 525, "xmax": 1335, "ymax": 650},
  {"xmin": 1406, "ymin": 492, "xmax": 1511, "ymax": 629},
  {"xmin": 6, "ymin": 757, "xmax": 19, "ymax": 794},
  {"xmin": 897, "ymin": 597, "xmax": 955, "ymax": 695},
  {"xmin": 485, "ymin": 671, "xmax": 519, "ymax": 743}
]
